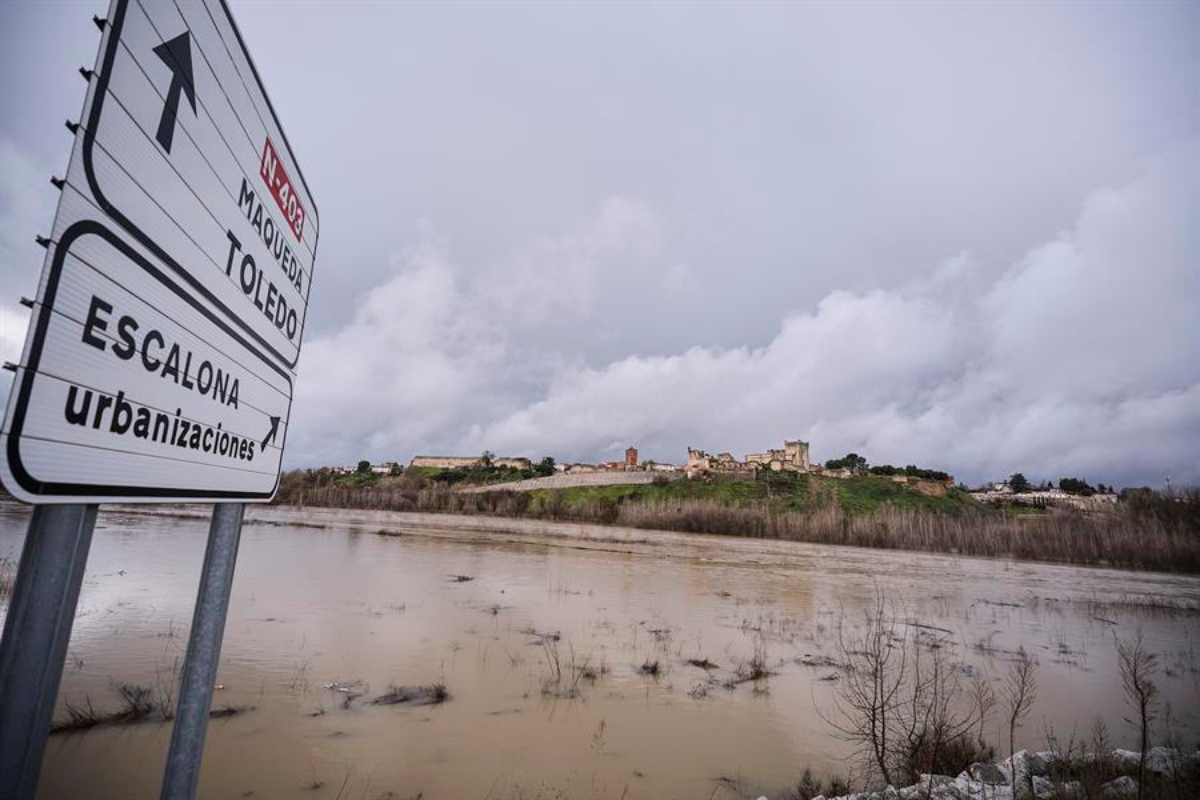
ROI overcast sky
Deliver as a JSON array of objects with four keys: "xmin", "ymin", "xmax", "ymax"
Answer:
[{"xmin": 2, "ymin": 1, "xmax": 1198, "ymax": 487}]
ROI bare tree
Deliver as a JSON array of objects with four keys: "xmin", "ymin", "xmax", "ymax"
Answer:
[
  {"xmin": 821, "ymin": 594, "xmax": 990, "ymax": 792},
  {"xmin": 1003, "ymin": 647, "xmax": 1038, "ymax": 799},
  {"xmin": 897, "ymin": 641, "xmax": 984, "ymax": 786},
  {"xmin": 970, "ymin": 674, "xmax": 997, "ymax": 748},
  {"xmin": 822, "ymin": 592, "xmax": 908, "ymax": 786},
  {"xmin": 1116, "ymin": 631, "xmax": 1159, "ymax": 800}
]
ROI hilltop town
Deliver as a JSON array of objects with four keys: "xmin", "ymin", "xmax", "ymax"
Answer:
[
  {"xmin": 272, "ymin": 433, "xmax": 1198, "ymax": 574},
  {"xmin": 333, "ymin": 438, "xmax": 949, "ymax": 484},
  {"xmin": 312, "ymin": 436, "xmax": 1158, "ymax": 517}
]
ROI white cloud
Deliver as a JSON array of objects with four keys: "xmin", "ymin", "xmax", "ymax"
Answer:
[
  {"xmin": 288, "ymin": 196, "xmax": 664, "ymax": 465},
  {"xmin": 0, "ymin": 302, "xmax": 28, "ymax": 357},
  {"xmin": 0, "ymin": 138, "xmax": 55, "ymax": 280},
  {"xmin": 0, "ymin": 303, "xmax": 28, "ymax": 417},
  {"xmin": 0, "ymin": 138, "xmax": 50, "ymax": 414},
  {"xmin": 290, "ymin": 145, "xmax": 1198, "ymax": 486},
  {"xmin": 482, "ymin": 144, "xmax": 1200, "ymax": 485}
]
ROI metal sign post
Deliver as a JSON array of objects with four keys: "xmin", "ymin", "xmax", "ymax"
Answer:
[
  {"xmin": 0, "ymin": 0, "xmax": 318, "ymax": 797},
  {"xmin": 161, "ymin": 502, "xmax": 244, "ymax": 799},
  {"xmin": 0, "ymin": 504, "xmax": 98, "ymax": 800}
]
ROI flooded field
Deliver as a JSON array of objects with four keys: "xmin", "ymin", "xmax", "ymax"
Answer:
[{"xmin": 1, "ymin": 501, "xmax": 1198, "ymax": 799}]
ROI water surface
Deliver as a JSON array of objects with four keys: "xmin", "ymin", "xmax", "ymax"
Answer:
[{"xmin": 1, "ymin": 502, "xmax": 1197, "ymax": 799}]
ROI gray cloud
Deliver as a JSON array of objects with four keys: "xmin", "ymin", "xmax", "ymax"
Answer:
[
  {"xmin": 2, "ymin": 2, "xmax": 1198, "ymax": 488},
  {"xmin": 292, "ymin": 143, "xmax": 1200, "ymax": 487}
]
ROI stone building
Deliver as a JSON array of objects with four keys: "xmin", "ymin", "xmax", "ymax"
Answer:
[
  {"xmin": 625, "ymin": 446, "xmax": 639, "ymax": 467},
  {"xmin": 686, "ymin": 448, "xmax": 756, "ymax": 479},
  {"xmin": 409, "ymin": 455, "xmax": 532, "ymax": 471},
  {"xmin": 686, "ymin": 438, "xmax": 813, "ymax": 478},
  {"xmin": 745, "ymin": 440, "xmax": 811, "ymax": 472}
]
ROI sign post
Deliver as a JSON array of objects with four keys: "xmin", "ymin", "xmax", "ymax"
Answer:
[
  {"xmin": 0, "ymin": 1, "xmax": 318, "ymax": 797},
  {"xmin": 0, "ymin": 504, "xmax": 97, "ymax": 800},
  {"xmin": 161, "ymin": 503, "xmax": 244, "ymax": 799}
]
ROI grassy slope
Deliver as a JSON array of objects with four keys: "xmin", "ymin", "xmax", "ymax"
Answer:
[
  {"xmin": 306, "ymin": 468, "xmax": 980, "ymax": 517},
  {"xmin": 524, "ymin": 473, "xmax": 979, "ymax": 517}
]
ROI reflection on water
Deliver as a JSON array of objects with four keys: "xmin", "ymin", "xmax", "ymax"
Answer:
[{"xmin": 1, "ymin": 502, "xmax": 1198, "ymax": 799}]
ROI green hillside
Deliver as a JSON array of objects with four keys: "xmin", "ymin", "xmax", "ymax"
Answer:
[{"xmin": 525, "ymin": 473, "xmax": 977, "ymax": 517}]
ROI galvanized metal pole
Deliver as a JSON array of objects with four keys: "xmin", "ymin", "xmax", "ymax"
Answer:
[
  {"xmin": 160, "ymin": 502, "xmax": 244, "ymax": 800},
  {"xmin": 0, "ymin": 503, "xmax": 98, "ymax": 800}
]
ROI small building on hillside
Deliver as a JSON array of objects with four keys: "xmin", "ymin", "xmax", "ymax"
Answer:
[{"xmin": 409, "ymin": 455, "xmax": 532, "ymax": 471}]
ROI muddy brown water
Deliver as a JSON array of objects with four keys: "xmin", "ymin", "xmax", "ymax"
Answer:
[{"xmin": 1, "ymin": 501, "xmax": 1198, "ymax": 799}]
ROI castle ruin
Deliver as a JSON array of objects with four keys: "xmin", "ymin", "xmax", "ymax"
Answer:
[{"xmin": 686, "ymin": 439, "xmax": 811, "ymax": 478}]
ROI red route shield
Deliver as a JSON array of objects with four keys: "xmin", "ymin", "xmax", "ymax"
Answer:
[{"xmin": 260, "ymin": 137, "xmax": 306, "ymax": 240}]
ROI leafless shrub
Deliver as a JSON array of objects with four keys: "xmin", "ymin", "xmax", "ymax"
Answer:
[
  {"xmin": 785, "ymin": 769, "xmax": 852, "ymax": 800},
  {"xmin": 1003, "ymin": 647, "xmax": 1039, "ymax": 799},
  {"xmin": 819, "ymin": 593, "xmax": 993, "ymax": 789},
  {"xmin": 970, "ymin": 674, "xmax": 996, "ymax": 747},
  {"xmin": 896, "ymin": 644, "xmax": 992, "ymax": 782},
  {"xmin": 820, "ymin": 594, "xmax": 908, "ymax": 786},
  {"xmin": 1116, "ymin": 630, "xmax": 1159, "ymax": 800}
]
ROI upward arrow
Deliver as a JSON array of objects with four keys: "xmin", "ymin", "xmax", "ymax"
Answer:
[{"xmin": 152, "ymin": 32, "xmax": 196, "ymax": 154}]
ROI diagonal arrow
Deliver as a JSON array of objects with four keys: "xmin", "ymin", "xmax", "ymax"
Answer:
[
  {"xmin": 261, "ymin": 416, "xmax": 281, "ymax": 449},
  {"xmin": 152, "ymin": 31, "xmax": 197, "ymax": 154}
]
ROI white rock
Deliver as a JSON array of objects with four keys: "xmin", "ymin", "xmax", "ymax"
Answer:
[
  {"xmin": 1110, "ymin": 746, "xmax": 1187, "ymax": 777},
  {"xmin": 1111, "ymin": 749, "xmax": 1141, "ymax": 770},
  {"xmin": 1000, "ymin": 751, "xmax": 1051, "ymax": 799},
  {"xmin": 968, "ymin": 761, "xmax": 1008, "ymax": 785},
  {"xmin": 1101, "ymin": 775, "xmax": 1138, "ymax": 799},
  {"xmin": 1057, "ymin": 781, "xmax": 1085, "ymax": 799}
]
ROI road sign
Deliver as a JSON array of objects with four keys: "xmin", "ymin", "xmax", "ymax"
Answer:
[{"xmin": 1, "ymin": 0, "xmax": 318, "ymax": 503}]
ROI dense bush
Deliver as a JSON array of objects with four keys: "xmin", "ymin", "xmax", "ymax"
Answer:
[
  {"xmin": 868, "ymin": 464, "xmax": 952, "ymax": 481},
  {"xmin": 1059, "ymin": 477, "xmax": 1096, "ymax": 496}
]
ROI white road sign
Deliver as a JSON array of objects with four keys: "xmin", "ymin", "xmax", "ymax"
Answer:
[{"xmin": 1, "ymin": 0, "xmax": 318, "ymax": 503}]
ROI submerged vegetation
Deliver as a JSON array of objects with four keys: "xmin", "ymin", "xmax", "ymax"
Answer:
[
  {"xmin": 369, "ymin": 683, "xmax": 449, "ymax": 706},
  {"xmin": 275, "ymin": 468, "xmax": 1200, "ymax": 573},
  {"xmin": 50, "ymin": 681, "xmax": 253, "ymax": 735}
]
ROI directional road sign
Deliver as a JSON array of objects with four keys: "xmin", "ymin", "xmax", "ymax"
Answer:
[{"xmin": 1, "ymin": 0, "xmax": 319, "ymax": 503}]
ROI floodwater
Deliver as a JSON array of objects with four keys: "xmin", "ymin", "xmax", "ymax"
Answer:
[{"xmin": 1, "ymin": 502, "xmax": 1198, "ymax": 800}]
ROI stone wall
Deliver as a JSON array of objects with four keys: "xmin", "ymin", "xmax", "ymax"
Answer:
[
  {"xmin": 410, "ymin": 456, "xmax": 532, "ymax": 471},
  {"xmin": 458, "ymin": 470, "xmax": 678, "ymax": 493}
]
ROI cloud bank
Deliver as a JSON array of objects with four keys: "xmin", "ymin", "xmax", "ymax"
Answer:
[{"xmin": 289, "ymin": 143, "xmax": 1200, "ymax": 487}]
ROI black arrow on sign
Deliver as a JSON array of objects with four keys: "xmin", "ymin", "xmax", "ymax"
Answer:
[
  {"xmin": 152, "ymin": 32, "xmax": 197, "ymax": 154},
  {"xmin": 261, "ymin": 416, "xmax": 281, "ymax": 449}
]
